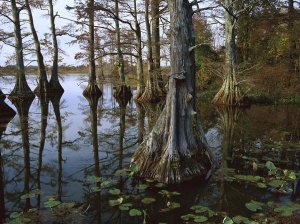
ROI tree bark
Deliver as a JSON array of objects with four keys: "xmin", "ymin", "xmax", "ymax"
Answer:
[
  {"xmin": 48, "ymin": 0, "xmax": 64, "ymax": 93},
  {"xmin": 25, "ymin": 0, "xmax": 49, "ymax": 95},
  {"xmin": 138, "ymin": 0, "xmax": 159, "ymax": 103},
  {"xmin": 212, "ymin": 0, "xmax": 243, "ymax": 105},
  {"xmin": 10, "ymin": 0, "xmax": 34, "ymax": 98},
  {"xmin": 151, "ymin": 0, "xmax": 165, "ymax": 96},
  {"xmin": 131, "ymin": 0, "xmax": 213, "ymax": 184},
  {"xmin": 83, "ymin": 0, "xmax": 102, "ymax": 97},
  {"xmin": 115, "ymin": 0, "xmax": 125, "ymax": 85},
  {"xmin": 133, "ymin": 0, "xmax": 145, "ymax": 100},
  {"xmin": 288, "ymin": 0, "xmax": 299, "ymax": 74}
]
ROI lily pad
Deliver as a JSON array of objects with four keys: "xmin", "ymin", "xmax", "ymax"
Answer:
[
  {"xmin": 245, "ymin": 200, "xmax": 264, "ymax": 212},
  {"xmin": 109, "ymin": 188, "xmax": 121, "ymax": 195},
  {"xmin": 44, "ymin": 198, "xmax": 61, "ymax": 208},
  {"xmin": 109, "ymin": 197, "xmax": 123, "ymax": 207},
  {"xmin": 129, "ymin": 208, "xmax": 142, "ymax": 217},
  {"xmin": 141, "ymin": 197, "xmax": 156, "ymax": 204}
]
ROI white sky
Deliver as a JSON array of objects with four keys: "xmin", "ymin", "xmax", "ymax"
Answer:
[{"xmin": 0, "ymin": 0, "xmax": 79, "ymax": 66}]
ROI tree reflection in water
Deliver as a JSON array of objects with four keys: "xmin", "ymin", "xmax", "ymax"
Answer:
[
  {"xmin": 0, "ymin": 98, "xmax": 16, "ymax": 223},
  {"xmin": 10, "ymin": 95, "xmax": 35, "ymax": 212}
]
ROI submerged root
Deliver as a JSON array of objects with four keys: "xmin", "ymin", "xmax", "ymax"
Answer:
[
  {"xmin": 48, "ymin": 79, "xmax": 64, "ymax": 94},
  {"xmin": 132, "ymin": 135, "xmax": 212, "ymax": 184},
  {"xmin": 0, "ymin": 100, "xmax": 16, "ymax": 118},
  {"xmin": 0, "ymin": 90, "xmax": 6, "ymax": 101},
  {"xmin": 34, "ymin": 80, "xmax": 49, "ymax": 97},
  {"xmin": 10, "ymin": 82, "xmax": 34, "ymax": 99},
  {"xmin": 212, "ymin": 78, "xmax": 244, "ymax": 106},
  {"xmin": 136, "ymin": 81, "xmax": 160, "ymax": 103},
  {"xmin": 140, "ymin": 101, "xmax": 164, "ymax": 130},
  {"xmin": 131, "ymin": 107, "xmax": 212, "ymax": 184},
  {"xmin": 83, "ymin": 82, "xmax": 102, "ymax": 97},
  {"xmin": 133, "ymin": 87, "xmax": 144, "ymax": 101},
  {"xmin": 113, "ymin": 85, "xmax": 132, "ymax": 107}
]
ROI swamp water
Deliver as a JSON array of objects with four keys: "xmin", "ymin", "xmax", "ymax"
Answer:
[{"xmin": 0, "ymin": 75, "xmax": 300, "ymax": 223}]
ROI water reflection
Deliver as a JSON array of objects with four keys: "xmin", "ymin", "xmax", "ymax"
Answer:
[
  {"xmin": 0, "ymin": 100, "xmax": 16, "ymax": 223},
  {"xmin": 10, "ymin": 96, "xmax": 35, "ymax": 212},
  {"xmin": 49, "ymin": 93, "xmax": 64, "ymax": 202},
  {"xmin": 216, "ymin": 106, "xmax": 240, "ymax": 212},
  {"xmin": 86, "ymin": 94, "xmax": 102, "ymax": 223},
  {"xmin": 36, "ymin": 94, "xmax": 50, "ymax": 208},
  {"xmin": 0, "ymin": 76, "xmax": 299, "ymax": 222}
]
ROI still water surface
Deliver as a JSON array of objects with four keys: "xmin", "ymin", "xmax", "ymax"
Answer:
[{"xmin": 0, "ymin": 75, "xmax": 300, "ymax": 223}]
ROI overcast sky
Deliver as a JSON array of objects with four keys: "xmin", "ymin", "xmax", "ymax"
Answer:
[{"xmin": 0, "ymin": 0, "xmax": 80, "ymax": 66}]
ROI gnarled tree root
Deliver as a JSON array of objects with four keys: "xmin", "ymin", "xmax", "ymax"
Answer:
[
  {"xmin": 136, "ymin": 81, "xmax": 160, "ymax": 103},
  {"xmin": 131, "ymin": 107, "xmax": 213, "ymax": 184},
  {"xmin": 113, "ymin": 85, "xmax": 133, "ymax": 107},
  {"xmin": 48, "ymin": 79, "xmax": 64, "ymax": 94},
  {"xmin": 83, "ymin": 82, "xmax": 102, "ymax": 97},
  {"xmin": 212, "ymin": 79, "xmax": 244, "ymax": 106},
  {"xmin": 34, "ymin": 80, "xmax": 49, "ymax": 97}
]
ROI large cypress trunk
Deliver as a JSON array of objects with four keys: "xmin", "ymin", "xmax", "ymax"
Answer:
[
  {"xmin": 10, "ymin": 0, "xmax": 34, "ymax": 98},
  {"xmin": 212, "ymin": 0, "xmax": 243, "ymax": 106},
  {"xmin": 48, "ymin": 0, "xmax": 64, "ymax": 93},
  {"xmin": 83, "ymin": 0, "xmax": 101, "ymax": 97},
  {"xmin": 131, "ymin": 0, "xmax": 213, "ymax": 184},
  {"xmin": 25, "ymin": 0, "xmax": 49, "ymax": 95}
]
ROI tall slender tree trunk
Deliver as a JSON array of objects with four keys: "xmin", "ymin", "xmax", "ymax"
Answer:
[
  {"xmin": 213, "ymin": 0, "xmax": 243, "ymax": 105},
  {"xmin": 95, "ymin": 34, "xmax": 104, "ymax": 78},
  {"xmin": 115, "ymin": 0, "xmax": 125, "ymax": 84},
  {"xmin": 151, "ymin": 0, "xmax": 165, "ymax": 96},
  {"xmin": 138, "ymin": 0, "xmax": 159, "ymax": 103},
  {"xmin": 288, "ymin": 0, "xmax": 298, "ymax": 74},
  {"xmin": 113, "ymin": 0, "xmax": 132, "ymax": 100},
  {"xmin": 133, "ymin": 0, "xmax": 145, "ymax": 100},
  {"xmin": 132, "ymin": 0, "xmax": 212, "ymax": 184},
  {"xmin": 48, "ymin": 0, "xmax": 64, "ymax": 93},
  {"xmin": 25, "ymin": 0, "xmax": 49, "ymax": 95},
  {"xmin": 10, "ymin": 0, "xmax": 34, "ymax": 98},
  {"xmin": 83, "ymin": 0, "xmax": 101, "ymax": 97}
]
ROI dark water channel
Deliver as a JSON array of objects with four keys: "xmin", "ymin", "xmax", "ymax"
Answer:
[{"xmin": 0, "ymin": 75, "xmax": 300, "ymax": 223}]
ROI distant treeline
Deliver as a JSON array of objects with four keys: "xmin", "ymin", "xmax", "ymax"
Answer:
[{"xmin": 0, "ymin": 65, "xmax": 89, "ymax": 75}]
